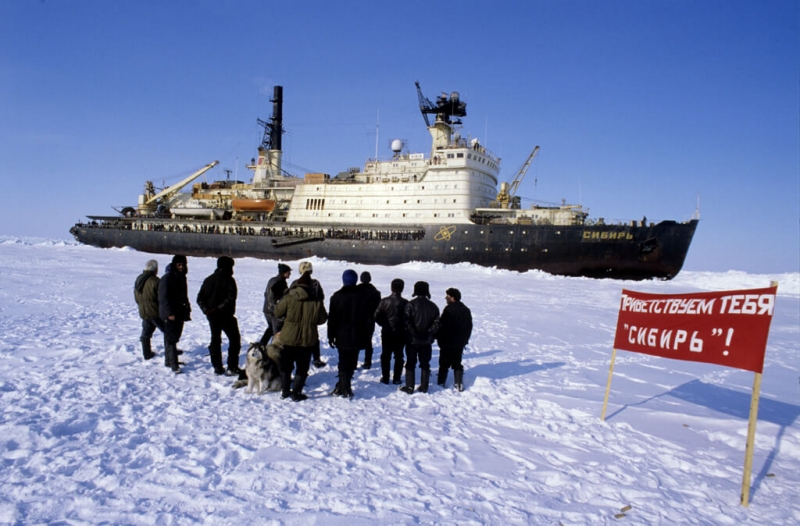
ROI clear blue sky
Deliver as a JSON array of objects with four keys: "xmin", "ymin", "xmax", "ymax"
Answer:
[{"xmin": 2, "ymin": 0, "xmax": 798, "ymax": 273}]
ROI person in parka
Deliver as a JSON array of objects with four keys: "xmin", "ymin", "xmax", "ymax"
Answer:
[
  {"xmin": 274, "ymin": 270, "xmax": 328, "ymax": 401},
  {"xmin": 196, "ymin": 256, "xmax": 242, "ymax": 376},
  {"xmin": 436, "ymin": 287, "xmax": 473, "ymax": 391},
  {"xmin": 374, "ymin": 278, "xmax": 408, "ymax": 385},
  {"xmin": 327, "ymin": 269, "xmax": 369, "ymax": 398},
  {"xmin": 158, "ymin": 255, "xmax": 192, "ymax": 373},
  {"xmin": 401, "ymin": 281, "xmax": 440, "ymax": 394},
  {"xmin": 289, "ymin": 261, "xmax": 327, "ymax": 368},
  {"xmin": 356, "ymin": 271, "xmax": 381, "ymax": 369},
  {"xmin": 133, "ymin": 259, "xmax": 164, "ymax": 361},
  {"xmin": 260, "ymin": 263, "xmax": 291, "ymax": 345}
]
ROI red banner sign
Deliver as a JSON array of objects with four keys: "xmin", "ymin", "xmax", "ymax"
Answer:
[{"xmin": 613, "ymin": 286, "xmax": 777, "ymax": 374}]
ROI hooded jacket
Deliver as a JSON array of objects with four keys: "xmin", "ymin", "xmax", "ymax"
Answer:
[
  {"xmin": 274, "ymin": 284, "xmax": 327, "ymax": 347},
  {"xmin": 196, "ymin": 267, "xmax": 237, "ymax": 319},
  {"xmin": 133, "ymin": 270, "xmax": 160, "ymax": 320}
]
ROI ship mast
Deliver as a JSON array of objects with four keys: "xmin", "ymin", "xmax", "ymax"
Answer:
[{"xmin": 253, "ymin": 86, "xmax": 284, "ymax": 186}]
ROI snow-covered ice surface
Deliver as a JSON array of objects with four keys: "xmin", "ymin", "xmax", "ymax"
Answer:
[{"xmin": 0, "ymin": 237, "xmax": 798, "ymax": 525}]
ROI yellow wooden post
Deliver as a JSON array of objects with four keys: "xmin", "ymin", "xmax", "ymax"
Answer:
[
  {"xmin": 740, "ymin": 372, "xmax": 763, "ymax": 506},
  {"xmin": 740, "ymin": 281, "xmax": 777, "ymax": 506},
  {"xmin": 601, "ymin": 348, "xmax": 618, "ymax": 420}
]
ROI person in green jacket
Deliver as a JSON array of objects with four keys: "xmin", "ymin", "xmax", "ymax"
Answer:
[
  {"xmin": 133, "ymin": 259, "xmax": 164, "ymax": 361},
  {"xmin": 274, "ymin": 270, "xmax": 328, "ymax": 401}
]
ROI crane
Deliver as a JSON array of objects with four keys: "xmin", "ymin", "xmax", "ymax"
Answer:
[
  {"xmin": 496, "ymin": 145, "xmax": 539, "ymax": 209},
  {"xmin": 138, "ymin": 160, "xmax": 220, "ymax": 214}
]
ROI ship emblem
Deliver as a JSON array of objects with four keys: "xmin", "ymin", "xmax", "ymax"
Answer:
[{"xmin": 434, "ymin": 225, "xmax": 457, "ymax": 241}]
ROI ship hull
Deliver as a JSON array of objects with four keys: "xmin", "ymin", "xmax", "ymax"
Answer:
[{"xmin": 70, "ymin": 219, "xmax": 697, "ymax": 280}]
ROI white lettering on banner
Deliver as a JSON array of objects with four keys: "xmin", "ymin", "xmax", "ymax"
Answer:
[
  {"xmin": 718, "ymin": 294, "xmax": 775, "ymax": 315},
  {"xmin": 620, "ymin": 294, "xmax": 716, "ymax": 315},
  {"xmin": 625, "ymin": 324, "xmax": 703, "ymax": 353}
]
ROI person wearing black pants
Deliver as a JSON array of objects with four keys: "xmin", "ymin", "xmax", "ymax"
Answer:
[
  {"xmin": 401, "ymin": 281, "xmax": 439, "ymax": 394},
  {"xmin": 275, "ymin": 269, "xmax": 328, "ymax": 401},
  {"xmin": 436, "ymin": 287, "xmax": 473, "ymax": 391},
  {"xmin": 197, "ymin": 256, "xmax": 242, "ymax": 376},
  {"xmin": 374, "ymin": 278, "xmax": 408, "ymax": 384},
  {"xmin": 158, "ymin": 255, "xmax": 192, "ymax": 374},
  {"xmin": 328, "ymin": 269, "xmax": 368, "ymax": 398}
]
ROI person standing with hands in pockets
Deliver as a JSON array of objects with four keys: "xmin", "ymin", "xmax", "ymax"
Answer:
[{"xmin": 436, "ymin": 287, "xmax": 472, "ymax": 391}]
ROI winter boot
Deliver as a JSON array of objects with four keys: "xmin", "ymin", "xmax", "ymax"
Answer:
[
  {"xmin": 380, "ymin": 357, "xmax": 391, "ymax": 384},
  {"xmin": 399, "ymin": 368, "xmax": 415, "ymax": 394},
  {"xmin": 280, "ymin": 372, "xmax": 293, "ymax": 399},
  {"xmin": 418, "ymin": 369, "xmax": 430, "ymax": 393},
  {"xmin": 454, "ymin": 369, "xmax": 464, "ymax": 392},
  {"xmin": 393, "ymin": 361, "xmax": 404, "ymax": 385},
  {"xmin": 141, "ymin": 339, "xmax": 155, "ymax": 360},
  {"xmin": 340, "ymin": 369, "xmax": 354, "ymax": 398},
  {"xmin": 292, "ymin": 374, "xmax": 308, "ymax": 401},
  {"xmin": 362, "ymin": 348, "xmax": 372, "ymax": 370},
  {"xmin": 436, "ymin": 367, "xmax": 448, "ymax": 387}
]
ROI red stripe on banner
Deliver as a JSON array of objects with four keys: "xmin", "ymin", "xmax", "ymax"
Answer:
[{"xmin": 613, "ymin": 286, "xmax": 777, "ymax": 374}]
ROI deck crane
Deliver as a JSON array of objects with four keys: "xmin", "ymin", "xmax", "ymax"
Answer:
[
  {"xmin": 496, "ymin": 145, "xmax": 540, "ymax": 209},
  {"xmin": 137, "ymin": 160, "xmax": 220, "ymax": 215}
]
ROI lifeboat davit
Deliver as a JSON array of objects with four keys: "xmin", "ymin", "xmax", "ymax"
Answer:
[{"xmin": 232, "ymin": 198, "xmax": 276, "ymax": 212}]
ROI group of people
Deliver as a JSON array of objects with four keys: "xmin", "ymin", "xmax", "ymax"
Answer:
[{"xmin": 133, "ymin": 256, "xmax": 473, "ymax": 401}]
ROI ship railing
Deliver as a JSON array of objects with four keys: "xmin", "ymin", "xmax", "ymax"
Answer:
[{"xmin": 77, "ymin": 218, "xmax": 427, "ymax": 242}]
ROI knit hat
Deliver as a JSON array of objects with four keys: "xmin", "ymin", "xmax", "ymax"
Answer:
[
  {"xmin": 172, "ymin": 254, "xmax": 187, "ymax": 266},
  {"xmin": 217, "ymin": 256, "xmax": 234, "ymax": 270},
  {"xmin": 145, "ymin": 259, "xmax": 158, "ymax": 273},
  {"xmin": 360, "ymin": 271, "xmax": 372, "ymax": 284},
  {"xmin": 412, "ymin": 281, "xmax": 430, "ymax": 299},
  {"xmin": 299, "ymin": 261, "xmax": 313, "ymax": 275},
  {"xmin": 278, "ymin": 263, "xmax": 291, "ymax": 274},
  {"xmin": 446, "ymin": 287, "xmax": 461, "ymax": 301},
  {"xmin": 342, "ymin": 269, "xmax": 358, "ymax": 286},
  {"xmin": 391, "ymin": 278, "xmax": 404, "ymax": 293}
]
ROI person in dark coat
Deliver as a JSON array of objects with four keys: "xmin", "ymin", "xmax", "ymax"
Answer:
[
  {"xmin": 374, "ymin": 278, "xmax": 408, "ymax": 385},
  {"xmin": 275, "ymin": 270, "xmax": 328, "ymax": 401},
  {"xmin": 134, "ymin": 259, "xmax": 164, "ymax": 361},
  {"xmin": 436, "ymin": 287, "xmax": 473, "ymax": 391},
  {"xmin": 327, "ymin": 269, "xmax": 368, "ymax": 398},
  {"xmin": 260, "ymin": 263, "xmax": 292, "ymax": 345},
  {"xmin": 356, "ymin": 271, "xmax": 381, "ymax": 369},
  {"xmin": 197, "ymin": 256, "xmax": 242, "ymax": 376},
  {"xmin": 158, "ymin": 255, "xmax": 192, "ymax": 373},
  {"xmin": 401, "ymin": 281, "xmax": 440, "ymax": 394},
  {"xmin": 290, "ymin": 261, "xmax": 327, "ymax": 368}
]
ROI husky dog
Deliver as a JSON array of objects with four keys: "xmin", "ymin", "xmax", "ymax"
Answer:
[
  {"xmin": 245, "ymin": 343, "xmax": 269, "ymax": 394},
  {"xmin": 233, "ymin": 341, "xmax": 282, "ymax": 393}
]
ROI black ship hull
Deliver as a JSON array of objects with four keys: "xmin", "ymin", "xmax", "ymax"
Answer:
[{"xmin": 70, "ymin": 218, "xmax": 698, "ymax": 280}]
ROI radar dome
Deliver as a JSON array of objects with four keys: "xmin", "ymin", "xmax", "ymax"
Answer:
[{"xmin": 391, "ymin": 139, "xmax": 404, "ymax": 153}]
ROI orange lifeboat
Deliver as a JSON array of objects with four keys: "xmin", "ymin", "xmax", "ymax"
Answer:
[{"xmin": 232, "ymin": 198, "xmax": 276, "ymax": 212}]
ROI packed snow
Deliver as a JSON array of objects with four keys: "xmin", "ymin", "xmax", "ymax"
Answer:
[{"xmin": 0, "ymin": 237, "xmax": 798, "ymax": 525}]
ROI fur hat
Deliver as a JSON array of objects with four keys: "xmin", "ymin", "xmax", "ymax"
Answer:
[
  {"xmin": 172, "ymin": 254, "xmax": 187, "ymax": 266},
  {"xmin": 278, "ymin": 263, "xmax": 291, "ymax": 274},
  {"xmin": 360, "ymin": 271, "xmax": 372, "ymax": 284},
  {"xmin": 145, "ymin": 259, "xmax": 158, "ymax": 273},
  {"xmin": 391, "ymin": 278, "xmax": 404, "ymax": 293},
  {"xmin": 446, "ymin": 287, "xmax": 461, "ymax": 301},
  {"xmin": 412, "ymin": 281, "xmax": 430, "ymax": 299},
  {"xmin": 342, "ymin": 269, "xmax": 358, "ymax": 286},
  {"xmin": 299, "ymin": 261, "xmax": 313, "ymax": 275},
  {"xmin": 217, "ymin": 256, "xmax": 234, "ymax": 270}
]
